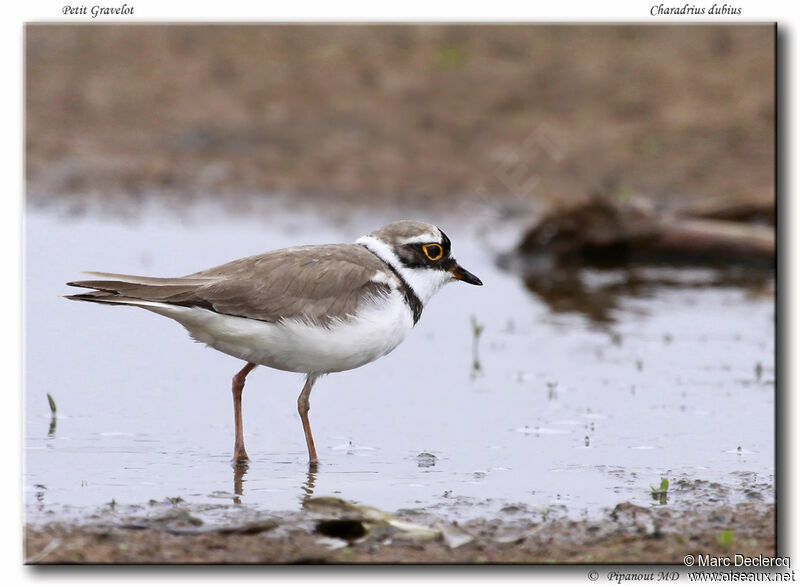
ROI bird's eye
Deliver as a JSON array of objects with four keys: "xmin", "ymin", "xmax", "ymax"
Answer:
[{"xmin": 422, "ymin": 243, "xmax": 443, "ymax": 261}]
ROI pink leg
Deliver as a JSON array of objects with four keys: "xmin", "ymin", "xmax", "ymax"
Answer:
[
  {"xmin": 298, "ymin": 375, "xmax": 319, "ymax": 464},
  {"xmin": 232, "ymin": 362, "xmax": 257, "ymax": 463}
]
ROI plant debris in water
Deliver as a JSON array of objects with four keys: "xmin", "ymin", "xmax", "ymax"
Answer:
[{"xmin": 469, "ymin": 315, "xmax": 484, "ymax": 375}]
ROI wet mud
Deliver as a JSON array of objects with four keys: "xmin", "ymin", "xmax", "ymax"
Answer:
[{"xmin": 25, "ymin": 499, "xmax": 774, "ymax": 564}]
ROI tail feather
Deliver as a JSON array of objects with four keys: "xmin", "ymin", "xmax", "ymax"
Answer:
[
  {"xmin": 65, "ymin": 292, "xmax": 147, "ymax": 305},
  {"xmin": 66, "ymin": 280, "xmax": 201, "ymax": 299},
  {"xmin": 80, "ymin": 271, "xmax": 215, "ymax": 287},
  {"xmin": 66, "ymin": 272, "xmax": 218, "ymax": 310},
  {"xmin": 64, "ymin": 292, "xmax": 186, "ymax": 314}
]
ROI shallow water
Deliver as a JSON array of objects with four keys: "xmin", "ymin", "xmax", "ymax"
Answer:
[{"xmin": 24, "ymin": 200, "xmax": 775, "ymax": 525}]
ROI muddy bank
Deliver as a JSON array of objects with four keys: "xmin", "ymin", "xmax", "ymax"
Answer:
[
  {"xmin": 26, "ymin": 25, "xmax": 774, "ymax": 207},
  {"xmin": 25, "ymin": 501, "xmax": 774, "ymax": 564}
]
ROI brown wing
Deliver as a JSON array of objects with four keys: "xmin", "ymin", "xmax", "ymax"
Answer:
[{"xmin": 67, "ymin": 244, "xmax": 394, "ymax": 324}]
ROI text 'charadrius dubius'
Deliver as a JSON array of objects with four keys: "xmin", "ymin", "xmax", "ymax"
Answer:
[{"xmin": 66, "ymin": 220, "xmax": 482, "ymax": 465}]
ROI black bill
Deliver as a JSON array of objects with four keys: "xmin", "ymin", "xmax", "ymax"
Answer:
[{"xmin": 449, "ymin": 263, "xmax": 483, "ymax": 286}]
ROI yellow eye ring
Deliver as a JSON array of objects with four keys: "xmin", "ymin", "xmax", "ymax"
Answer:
[{"xmin": 422, "ymin": 243, "xmax": 443, "ymax": 261}]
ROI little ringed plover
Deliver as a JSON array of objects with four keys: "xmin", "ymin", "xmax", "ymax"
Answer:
[{"xmin": 66, "ymin": 220, "xmax": 482, "ymax": 465}]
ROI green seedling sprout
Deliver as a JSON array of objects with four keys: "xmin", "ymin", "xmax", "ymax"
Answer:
[
  {"xmin": 650, "ymin": 478, "xmax": 669, "ymax": 505},
  {"xmin": 47, "ymin": 393, "xmax": 57, "ymax": 437},
  {"xmin": 716, "ymin": 529, "xmax": 734, "ymax": 549}
]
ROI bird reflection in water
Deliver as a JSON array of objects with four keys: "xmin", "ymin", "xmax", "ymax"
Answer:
[
  {"xmin": 232, "ymin": 461, "xmax": 248, "ymax": 505},
  {"xmin": 301, "ymin": 461, "xmax": 319, "ymax": 505},
  {"xmin": 231, "ymin": 460, "xmax": 319, "ymax": 506}
]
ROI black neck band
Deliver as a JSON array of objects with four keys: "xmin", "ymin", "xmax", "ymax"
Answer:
[{"xmin": 360, "ymin": 244, "xmax": 423, "ymax": 325}]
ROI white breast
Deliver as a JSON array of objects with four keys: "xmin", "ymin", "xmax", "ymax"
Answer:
[{"xmin": 136, "ymin": 289, "xmax": 415, "ymax": 375}]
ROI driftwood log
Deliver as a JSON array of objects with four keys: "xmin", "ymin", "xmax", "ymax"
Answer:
[{"xmin": 513, "ymin": 194, "xmax": 774, "ymax": 268}]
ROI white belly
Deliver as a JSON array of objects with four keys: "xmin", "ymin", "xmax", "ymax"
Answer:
[{"xmin": 140, "ymin": 289, "xmax": 415, "ymax": 375}]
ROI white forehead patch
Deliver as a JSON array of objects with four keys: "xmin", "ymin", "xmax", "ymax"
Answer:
[{"xmin": 398, "ymin": 230, "xmax": 440, "ymax": 245}]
